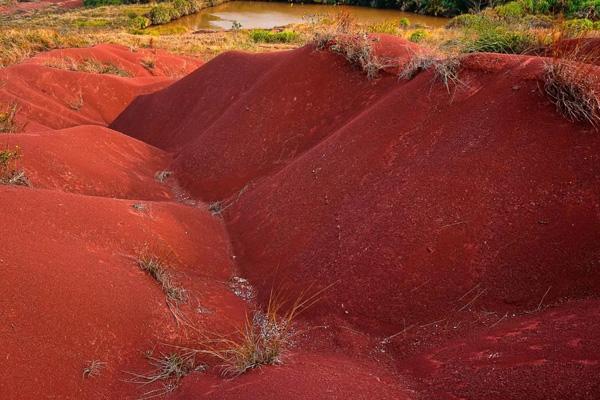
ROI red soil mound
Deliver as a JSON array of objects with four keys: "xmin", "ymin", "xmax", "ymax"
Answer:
[
  {"xmin": 4, "ymin": 35, "xmax": 600, "ymax": 399},
  {"xmin": 28, "ymin": 44, "xmax": 201, "ymax": 78},
  {"xmin": 112, "ymin": 38, "xmax": 600, "ymax": 398},
  {"xmin": 0, "ymin": 186, "xmax": 242, "ymax": 400},
  {"xmin": 114, "ymin": 43, "xmax": 600, "ymax": 334},
  {"xmin": 0, "ymin": 43, "xmax": 415, "ymax": 400},
  {"xmin": 110, "ymin": 39, "xmax": 414, "ymax": 200},
  {"xmin": 2, "ymin": 125, "xmax": 173, "ymax": 199},
  {"xmin": 225, "ymin": 52, "xmax": 600, "ymax": 344},
  {"xmin": 0, "ymin": 44, "xmax": 201, "ymax": 131}
]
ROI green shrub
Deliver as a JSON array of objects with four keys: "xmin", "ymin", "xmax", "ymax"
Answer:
[
  {"xmin": 399, "ymin": 17, "xmax": 410, "ymax": 28},
  {"xmin": 446, "ymin": 14, "xmax": 487, "ymax": 29},
  {"xmin": 522, "ymin": 0, "xmax": 553, "ymax": 14},
  {"xmin": 595, "ymin": 20, "xmax": 600, "ymax": 28},
  {"xmin": 570, "ymin": 0, "xmax": 600, "ymax": 19},
  {"xmin": 249, "ymin": 30, "xmax": 298, "ymax": 43},
  {"xmin": 173, "ymin": 0, "xmax": 192, "ymax": 16},
  {"xmin": 148, "ymin": 4, "xmax": 175, "ymax": 25},
  {"xmin": 565, "ymin": 18, "xmax": 595, "ymax": 34},
  {"xmin": 129, "ymin": 15, "xmax": 150, "ymax": 30},
  {"xmin": 145, "ymin": 0, "xmax": 201, "ymax": 25},
  {"xmin": 496, "ymin": 1, "xmax": 526, "ymax": 19},
  {"xmin": 466, "ymin": 28, "xmax": 534, "ymax": 54},
  {"xmin": 409, "ymin": 29, "xmax": 427, "ymax": 43}
]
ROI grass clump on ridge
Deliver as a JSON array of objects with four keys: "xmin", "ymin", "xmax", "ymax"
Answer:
[
  {"xmin": 199, "ymin": 286, "xmax": 329, "ymax": 377},
  {"xmin": 44, "ymin": 57, "xmax": 131, "ymax": 77},
  {"xmin": 464, "ymin": 27, "xmax": 536, "ymax": 54},
  {"xmin": 0, "ymin": 146, "xmax": 30, "ymax": 187},
  {"xmin": 82, "ymin": 360, "xmax": 106, "ymax": 378},
  {"xmin": 543, "ymin": 53, "xmax": 600, "ymax": 128},
  {"xmin": 126, "ymin": 349, "xmax": 205, "ymax": 398},
  {"xmin": 0, "ymin": 103, "xmax": 20, "ymax": 133},
  {"xmin": 399, "ymin": 52, "xmax": 463, "ymax": 92},
  {"xmin": 314, "ymin": 31, "xmax": 396, "ymax": 80},
  {"xmin": 137, "ymin": 250, "xmax": 188, "ymax": 304},
  {"xmin": 311, "ymin": 12, "xmax": 396, "ymax": 80}
]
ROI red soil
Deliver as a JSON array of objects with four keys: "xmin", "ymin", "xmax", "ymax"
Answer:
[
  {"xmin": 0, "ymin": 44, "xmax": 201, "ymax": 131},
  {"xmin": 2, "ymin": 125, "xmax": 174, "ymax": 199},
  {"xmin": 178, "ymin": 352, "xmax": 412, "ymax": 400},
  {"xmin": 110, "ymin": 35, "xmax": 415, "ymax": 199},
  {"xmin": 400, "ymin": 299, "xmax": 600, "ymax": 400},
  {"xmin": 3, "ymin": 38, "xmax": 600, "ymax": 399},
  {"xmin": 0, "ymin": 186, "xmax": 243, "ymax": 399},
  {"xmin": 0, "ymin": 0, "xmax": 81, "ymax": 15}
]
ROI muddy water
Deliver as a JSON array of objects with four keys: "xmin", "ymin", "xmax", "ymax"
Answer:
[{"xmin": 166, "ymin": 1, "xmax": 448, "ymax": 31}]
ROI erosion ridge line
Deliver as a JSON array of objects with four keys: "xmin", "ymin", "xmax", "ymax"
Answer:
[{"xmin": 1, "ymin": 35, "xmax": 599, "ymax": 400}]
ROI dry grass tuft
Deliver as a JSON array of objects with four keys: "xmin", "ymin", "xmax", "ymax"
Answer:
[
  {"xmin": 44, "ymin": 57, "xmax": 131, "ymax": 77},
  {"xmin": 543, "ymin": 54, "xmax": 600, "ymax": 128},
  {"xmin": 154, "ymin": 170, "xmax": 172, "ymax": 183},
  {"xmin": 140, "ymin": 57, "xmax": 156, "ymax": 71},
  {"xmin": 0, "ymin": 146, "xmax": 30, "ymax": 186},
  {"xmin": 400, "ymin": 52, "xmax": 463, "ymax": 92},
  {"xmin": 82, "ymin": 360, "xmax": 106, "ymax": 378},
  {"xmin": 315, "ymin": 32, "xmax": 393, "ymax": 80},
  {"xmin": 127, "ymin": 350, "xmax": 206, "ymax": 399},
  {"xmin": 0, "ymin": 29, "xmax": 92, "ymax": 68},
  {"xmin": 200, "ymin": 286, "xmax": 329, "ymax": 377},
  {"xmin": 131, "ymin": 202, "xmax": 148, "ymax": 212},
  {"xmin": 137, "ymin": 250, "xmax": 188, "ymax": 304},
  {"xmin": 311, "ymin": 11, "xmax": 393, "ymax": 80},
  {"xmin": 207, "ymin": 201, "xmax": 224, "ymax": 216},
  {"xmin": 68, "ymin": 91, "xmax": 84, "ymax": 111},
  {"xmin": 0, "ymin": 102, "xmax": 20, "ymax": 133}
]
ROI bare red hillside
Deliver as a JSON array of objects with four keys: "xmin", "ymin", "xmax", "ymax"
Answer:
[
  {"xmin": 111, "ymin": 35, "xmax": 417, "ymax": 200},
  {"xmin": 114, "ymin": 43, "xmax": 600, "ymax": 334},
  {"xmin": 1, "ymin": 42, "xmax": 414, "ymax": 400},
  {"xmin": 3, "ymin": 125, "xmax": 174, "ymax": 199},
  {"xmin": 224, "ymin": 51, "xmax": 600, "ymax": 339},
  {"xmin": 3, "ymin": 36, "xmax": 600, "ymax": 399},
  {"xmin": 0, "ymin": 44, "xmax": 201, "ymax": 131},
  {"xmin": 112, "ymin": 37, "xmax": 600, "ymax": 398},
  {"xmin": 0, "ymin": 186, "xmax": 242, "ymax": 399}
]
